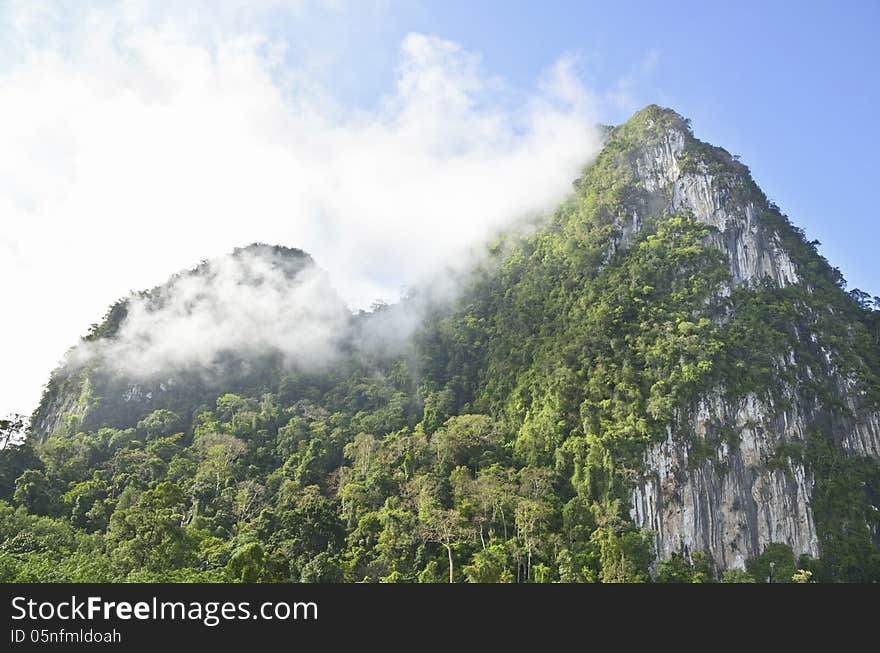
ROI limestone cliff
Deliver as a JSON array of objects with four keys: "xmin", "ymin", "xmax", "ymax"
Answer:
[{"xmin": 612, "ymin": 107, "xmax": 880, "ymax": 572}]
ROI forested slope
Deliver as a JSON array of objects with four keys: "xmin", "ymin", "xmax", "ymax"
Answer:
[{"xmin": 3, "ymin": 106, "xmax": 879, "ymax": 583}]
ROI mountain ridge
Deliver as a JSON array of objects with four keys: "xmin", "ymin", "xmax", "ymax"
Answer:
[{"xmin": 5, "ymin": 105, "xmax": 880, "ymax": 583}]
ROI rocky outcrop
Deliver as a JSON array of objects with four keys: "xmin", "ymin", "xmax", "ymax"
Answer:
[
  {"xmin": 626, "ymin": 117, "xmax": 799, "ymax": 287},
  {"xmin": 837, "ymin": 375, "xmax": 880, "ymax": 459},
  {"xmin": 630, "ymin": 392, "xmax": 820, "ymax": 571},
  {"xmin": 621, "ymin": 112, "xmax": 880, "ymax": 572},
  {"xmin": 630, "ymin": 386, "xmax": 880, "ymax": 572}
]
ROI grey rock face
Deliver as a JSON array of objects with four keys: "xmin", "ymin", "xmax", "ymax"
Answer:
[
  {"xmin": 837, "ymin": 376, "xmax": 880, "ymax": 459},
  {"xmin": 630, "ymin": 386, "xmax": 880, "ymax": 572},
  {"xmin": 630, "ymin": 392, "xmax": 820, "ymax": 571},
  {"xmin": 621, "ymin": 121, "xmax": 880, "ymax": 572},
  {"xmin": 627, "ymin": 120, "xmax": 799, "ymax": 287}
]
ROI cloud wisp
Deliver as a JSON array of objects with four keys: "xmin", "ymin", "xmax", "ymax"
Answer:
[
  {"xmin": 74, "ymin": 245, "xmax": 353, "ymax": 378},
  {"xmin": 0, "ymin": 2, "xmax": 604, "ymax": 414}
]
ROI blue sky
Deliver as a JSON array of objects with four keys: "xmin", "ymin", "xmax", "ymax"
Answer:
[
  {"xmin": 292, "ymin": 0, "xmax": 880, "ymax": 295},
  {"xmin": 1, "ymin": 0, "xmax": 878, "ymax": 417}
]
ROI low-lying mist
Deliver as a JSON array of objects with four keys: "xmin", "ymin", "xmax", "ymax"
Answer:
[
  {"xmin": 1, "ymin": 2, "xmax": 605, "ymax": 414},
  {"xmin": 71, "ymin": 235, "xmax": 511, "ymax": 381}
]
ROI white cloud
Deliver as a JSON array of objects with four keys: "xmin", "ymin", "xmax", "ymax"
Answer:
[
  {"xmin": 0, "ymin": 1, "xmax": 603, "ymax": 417},
  {"xmin": 75, "ymin": 245, "xmax": 351, "ymax": 377}
]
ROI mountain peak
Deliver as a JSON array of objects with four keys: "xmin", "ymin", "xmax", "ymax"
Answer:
[
  {"xmin": 604, "ymin": 105, "xmax": 694, "ymax": 152},
  {"xmin": 623, "ymin": 104, "xmax": 692, "ymax": 134},
  {"xmin": 231, "ymin": 242, "xmax": 312, "ymax": 262},
  {"xmin": 579, "ymin": 104, "xmax": 803, "ymax": 287}
]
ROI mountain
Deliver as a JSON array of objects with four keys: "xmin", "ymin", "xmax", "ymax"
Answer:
[
  {"xmin": 29, "ymin": 243, "xmax": 351, "ymax": 441},
  {"xmin": 3, "ymin": 106, "xmax": 879, "ymax": 583}
]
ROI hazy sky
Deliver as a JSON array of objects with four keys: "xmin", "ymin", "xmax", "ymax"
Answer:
[{"xmin": 1, "ymin": 0, "xmax": 878, "ymax": 419}]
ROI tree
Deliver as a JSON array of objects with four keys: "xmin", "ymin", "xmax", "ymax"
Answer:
[
  {"xmin": 13, "ymin": 469, "xmax": 53, "ymax": 515},
  {"xmin": 515, "ymin": 498, "xmax": 551, "ymax": 581},
  {"xmin": 293, "ymin": 438, "xmax": 328, "ymax": 486},
  {"xmin": 746, "ymin": 543, "xmax": 797, "ymax": 584},
  {"xmin": 419, "ymin": 501, "xmax": 467, "ymax": 583},
  {"xmin": 63, "ymin": 479, "xmax": 111, "ymax": 531},
  {"xmin": 343, "ymin": 432, "xmax": 378, "ymax": 480},
  {"xmin": 431, "ymin": 414, "xmax": 501, "ymax": 471},
  {"xmin": 463, "ymin": 543, "xmax": 512, "ymax": 583},
  {"xmin": 655, "ymin": 554, "xmax": 695, "ymax": 583},
  {"xmin": 0, "ymin": 439, "xmax": 42, "ymax": 501},
  {"xmin": 300, "ymin": 551, "xmax": 341, "ymax": 583},
  {"xmin": 136, "ymin": 410, "xmax": 183, "ymax": 441},
  {"xmin": 107, "ymin": 481, "xmax": 195, "ymax": 574},
  {"xmin": 194, "ymin": 433, "xmax": 246, "ymax": 495},
  {"xmin": 475, "ymin": 464, "xmax": 516, "ymax": 542},
  {"xmin": 721, "ymin": 568, "xmax": 756, "ymax": 583},
  {"xmin": 421, "ymin": 388, "xmax": 456, "ymax": 434},
  {"xmin": 556, "ymin": 548, "xmax": 597, "ymax": 583},
  {"xmin": 655, "ymin": 552, "xmax": 713, "ymax": 583},
  {"xmin": 589, "ymin": 501, "xmax": 653, "ymax": 583},
  {"xmin": 226, "ymin": 542, "xmax": 265, "ymax": 582},
  {"xmin": 232, "ymin": 480, "xmax": 265, "ymax": 532},
  {"xmin": 0, "ymin": 414, "xmax": 25, "ymax": 450},
  {"xmin": 792, "ymin": 569, "xmax": 813, "ymax": 583}
]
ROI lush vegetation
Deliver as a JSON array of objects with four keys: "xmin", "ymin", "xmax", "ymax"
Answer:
[{"xmin": 2, "ymin": 106, "xmax": 879, "ymax": 583}]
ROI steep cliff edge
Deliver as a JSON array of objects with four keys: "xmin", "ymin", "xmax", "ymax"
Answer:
[
  {"xmin": 599, "ymin": 107, "xmax": 880, "ymax": 573},
  {"xmin": 430, "ymin": 105, "xmax": 880, "ymax": 579},
  {"xmin": 601, "ymin": 107, "xmax": 799, "ymax": 286}
]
